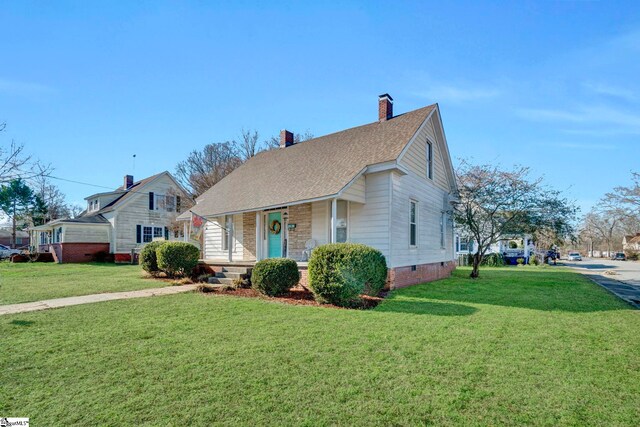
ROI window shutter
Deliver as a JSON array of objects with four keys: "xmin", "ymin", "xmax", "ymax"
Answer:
[
  {"xmin": 164, "ymin": 227, "xmax": 169, "ymax": 240},
  {"xmin": 149, "ymin": 192, "xmax": 154, "ymax": 210},
  {"xmin": 176, "ymin": 196, "xmax": 181, "ymax": 213},
  {"xmin": 136, "ymin": 225, "xmax": 142, "ymax": 243}
]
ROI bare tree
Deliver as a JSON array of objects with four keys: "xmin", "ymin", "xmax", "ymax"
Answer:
[
  {"xmin": 237, "ymin": 128, "xmax": 260, "ymax": 160},
  {"xmin": 605, "ymin": 172, "xmax": 640, "ymax": 215},
  {"xmin": 175, "ymin": 141, "xmax": 243, "ymax": 197},
  {"xmin": 0, "ymin": 123, "xmax": 52, "ymax": 184},
  {"xmin": 582, "ymin": 210, "xmax": 620, "ymax": 256},
  {"xmin": 31, "ymin": 165, "xmax": 72, "ymax": 222},
  {"xmin": 454, "ymin": 161, "xmax": 577, "ymax": 278}
]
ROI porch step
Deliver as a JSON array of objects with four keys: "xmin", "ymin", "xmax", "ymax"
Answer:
[
  {"xmin": 215, "ymin": 271, "xmax": 244, "ymax": 279},
  {"xmin": 222, "ymin": 266, "xmax": 251, "ymax": 274},
  {"xmin": 208, "ymin": 277, "xmax": 237, "ymax": 285}
]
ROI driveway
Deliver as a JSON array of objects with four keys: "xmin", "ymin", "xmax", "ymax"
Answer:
[{"xmin": 563, "ymin": 258, "xmax": 640, "ymax": 308}]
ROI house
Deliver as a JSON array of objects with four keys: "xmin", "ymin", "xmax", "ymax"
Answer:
[
  {"xmin": 455, "ymin": 233, "xmax": 536, "ymax": 264},
  {"xmin": 178, "ymin": 94, "xmax": 459, "ymax": 289},
  {"xmin": 30, "ymin": 172, "xmax": 191, "ymax": 263},
  {"xmin": 0, "ymin": 227, "xmax": 29, "ymax": 248},
  {"xmin": 623, "ymin": 233, "xmax": 640, "ymax": 251}
]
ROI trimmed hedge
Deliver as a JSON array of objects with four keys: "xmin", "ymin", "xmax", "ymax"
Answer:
[
  {"xmin": 308, "ymin": 243, "xmax": 387, "ymax": 307},
  {"xmin": 140, "ymin": 241, "xmax": 168, "ymax": 275},
  {"xmin": 156, "ymin": 242, "xmax": 200, "ymax": 278},
  {"xmin": 251, "ymin": 258, "xmax": 300, "ymax": 297}
]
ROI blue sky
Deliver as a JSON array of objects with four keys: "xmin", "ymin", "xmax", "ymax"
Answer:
[{"xmin": 1, "ymin": 1, "xmax": 639, "ymax": 213}]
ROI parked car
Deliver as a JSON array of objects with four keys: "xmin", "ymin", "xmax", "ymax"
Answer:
[
  {"xmin": 0, "ymin": 244, "xmax": 21, "ymax": 259},
  {"xmin": 567, "ymin": 252, "xmax": 582, "ymax": 261},
  {"xmin": 611, "ymin": 252, "xmax": 626, "ymax": 261}
]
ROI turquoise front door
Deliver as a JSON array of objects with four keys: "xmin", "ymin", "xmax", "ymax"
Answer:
[{"xmin": 267, "ymin": 212, "xmax": 282, "ymax": 258}]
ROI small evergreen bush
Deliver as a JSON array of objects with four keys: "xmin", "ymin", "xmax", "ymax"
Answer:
[
  {"xmin": 251, "ymin": 258, "xmax": 300, "ymax": 296},
  {"xmin": 156, "ymin": 242, "xmax": 200, "ymax": 278},
  {"xmin": 140, "ymin": 241, "xmax": 168, "ymax": 275},
  {"xmin": 308, "ymin": 243, "xmax": 387, "ymax": 307}
]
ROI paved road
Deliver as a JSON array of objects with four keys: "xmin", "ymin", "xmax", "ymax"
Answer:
[{"xmin": 563, "ymin": 258, "xmax": 640, "ymax": 308}]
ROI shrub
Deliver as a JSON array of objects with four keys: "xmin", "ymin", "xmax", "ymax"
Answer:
[
  {"xmin": 625, "ymin": 250, "xmax": 639, "ymax": 261},
  {"xmin": 482, "ymin": 253, "xmax": 505, "ymax": 267},
  {"xmin": 156, "ymin": 242, "xmax": 200, "ymax": 278},
  {"xmin": 528, "ymin": 255, "xmax": 537, "ymax": 266},
  {"xmin": 516, "ymin": 257, "xmax": 525, "ymax": 265},
  {"xmin": 196, "ymin": 273, "xmax": 212, "ymax": 283},
  {"xmin": 308, "ymin": 243, "xmax": 387, "ymax": 307},
  {"xmin": 140, "ymin": 241, "xmax": 168, "ymax": 275},
  {"xmin": 251, "ymin": 258, "xmax": 300, "ymax": 296}
]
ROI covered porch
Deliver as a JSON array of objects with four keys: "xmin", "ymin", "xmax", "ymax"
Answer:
[{"xmin": 198, "ymin": 196, "xmax": 362, "ymax": 264}]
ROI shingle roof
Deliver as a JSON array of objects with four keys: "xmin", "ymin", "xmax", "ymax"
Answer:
[
  {"xmin": 185, "ymin": 104, "xmax": 436, "ymax": 218},
  {"xmin": 625, "ymin": 234, "xmax": 640, "ymax": 244},
  {"xmin": 93, "ymin": 172, "xmax": 165, "ymax": 214}
]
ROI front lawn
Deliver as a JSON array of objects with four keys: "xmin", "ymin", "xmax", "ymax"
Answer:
[
  {"xmin": 0, "ymin": 262, "xmax": 163, "ymax": 305},
  {"xmin": 1, "ymin": 267, "xmax": 639, "ymax": 425}
]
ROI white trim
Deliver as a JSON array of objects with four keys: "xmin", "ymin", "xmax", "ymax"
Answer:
[
  {"xmin": 396, "ymin": 108, "xmax": 437, "ymax": 163},
  {"xmin": 330, "ymin": 198, "xmax": 337, "ymax": 244}
]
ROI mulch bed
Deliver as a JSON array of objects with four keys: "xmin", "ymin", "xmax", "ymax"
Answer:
[{"xmin": 202, "ymin": 285, "xmax": 386, "ymax": 310}]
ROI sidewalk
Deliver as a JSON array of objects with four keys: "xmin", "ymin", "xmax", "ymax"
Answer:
[{"xmin": 0, "ymin": 284, "xmax": 198, "ymax": 316}]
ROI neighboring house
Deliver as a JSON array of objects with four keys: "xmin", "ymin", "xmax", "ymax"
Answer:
[
  {"xmin": 623, "ymin": 233, "xmax": 640, "ymax": 251},
  {"xmin": 178, "ymin": 94, "xmax": 459, "ymax": 288},
  {"xmin": 0, "ymin": 227, "xmax": 29, "ymax": 248},
  {"xmin": 30, "ymin": 172, "xmax": 191, "ymax": 263},
  {"xmin": 455, "ymin": 233, "xmax": 536, "ymax": 264}
]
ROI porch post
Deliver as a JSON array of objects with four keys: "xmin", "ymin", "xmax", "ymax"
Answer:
[
  {"xmin": 330, "ymin": 198, "xmax": 338, "ymax": 243},
  {"xmin": 255, "ymin": 212, "xmax": 261, "ymax": 261},
  {"xmin": 228, "ymin": 220, "xmax": 233, "ymax": 262},
  {"xmin": 183, "ymin": 222, "xmax": 188, "ymax": 242}
]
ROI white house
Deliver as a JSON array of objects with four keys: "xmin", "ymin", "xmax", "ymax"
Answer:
[
  {"xmin": 31, "ymin": 172, "xmax": 191, "ymax": 263},
  {"xmin": 178, "ymin": 94, "xmax": 459, "ymax": 288},
  {"xmin": 623, "ymin": 233, "xmax": 640, "ymax": 251}
]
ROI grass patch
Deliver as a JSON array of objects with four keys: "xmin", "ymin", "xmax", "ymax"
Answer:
[
  {"xmin": 0, "ymin": 262, "xmax": 163, "ymax": 305},
  {"xmin": 1, "ymin": 267, "xmax": 639, "ymax": 425}
]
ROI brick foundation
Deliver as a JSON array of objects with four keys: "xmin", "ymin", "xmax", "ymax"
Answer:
[
  {"xmin": 114, "ymin": 253, "xmax": 139, "ymax": 264},
  {"xmin": 48, "ymin": 243, "xmax": 111, "ymax": 263},
  {"xmin": 388, "ymin": 261, "xmax": 456, "ymax": 289}
]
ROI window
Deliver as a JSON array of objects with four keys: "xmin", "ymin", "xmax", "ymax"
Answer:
[
  {"xmin": 410, "ymin": 200, "xmax": 417, "ymax": 247},
  {"xmin": 336, "ymin": 200, "xmax": 348, "ymax": 243},
  {"xmin": 440, "ymin": 212, "xmax": 446, "ymax": 248},
  {"xmin": 143, "ymin": 226, "xmax": 153, "ymax": 243},
  {"xmin": 55, "ymin": 227, "xmax": 62, "ymax": 243},
  {"xmin": 153, "ymin": 194, "xmax": 177, "ymax": 212},
  {"xmin": 426, "ymin": 141, "xmax": 433, "ymax": 180},
  {"xmin": 222, "ymin": 215, "xmax": 232, "ymax": 251}
]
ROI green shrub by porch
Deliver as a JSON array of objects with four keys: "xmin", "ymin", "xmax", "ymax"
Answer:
[
  {"xmin": 140, "ymin": 241, "xmax": 168, "ymax": 275},
  {"xmin": 308, "ymin": 243, "xmax": 387, "ymax": 306},
  {"xmin": 251, "ymin": 258, "xmax": 300, "ymax": 296},
  {"xmin": 156, "ymin": 242, "xmax": 200, "ymax": 278}
]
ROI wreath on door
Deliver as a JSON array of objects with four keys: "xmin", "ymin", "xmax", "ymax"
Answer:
[{"xmin": 269, "ymin": 219, "xmax": 282, "ymax": 235}]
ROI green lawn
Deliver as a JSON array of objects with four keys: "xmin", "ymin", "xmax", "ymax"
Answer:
[
  {"xmin": 1, "ymin": 267, "xmax": 639, "ymax": 425},
  {"xmin": 0, "ymin": 262, "xmax": 163, "ymax": 305}
]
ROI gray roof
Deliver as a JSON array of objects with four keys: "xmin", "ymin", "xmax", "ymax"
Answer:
[{"xmin": 184, "ymin": 104, "xmax": 436, "ymax": 218}]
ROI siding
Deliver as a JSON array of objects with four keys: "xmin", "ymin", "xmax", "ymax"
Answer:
[
  {"xmin": 311, "ymin": 200, "xmax": 330, "ymax": 245},
  {"xmin": 341, "ymin": 175, "xmax": 366, "ymax": 203},
  {"xmin": 398, "ymin": 116, "xmax": 451, "ymax": 192},
  {"xmin": 113, "ymin": 175, "xmax": 188, "ymax": 253},
  {"xmin": 349, "ymin": 172, "xmax": 391, "ymax": 261},
  {"xmin": 203, "ymin": 214, "xmax": 244, "ymax": 260},
  {"xmin": 389, "ymin": 170, "xmax": 454, "ymax": 268},
  {"xmin": 63, "ymin": 225, "xmax": 110, "ymax": 243}
]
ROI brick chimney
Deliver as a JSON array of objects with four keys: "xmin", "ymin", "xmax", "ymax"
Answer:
[
  {"xmin": 280, "ymin": 129, "xmax": 294, "ymax": 148},
  {"xmin": 124, "ymin": 175, "xmax": 134, "ymax": 190},
  {"xmin": 378, "ymin": 93, "xmax": 393, "ymax": 121}
]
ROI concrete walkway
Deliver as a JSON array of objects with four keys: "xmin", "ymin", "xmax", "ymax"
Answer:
[{"xmin": 0, "ymin": 284, "xmax": 198, "ymax": 316}]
